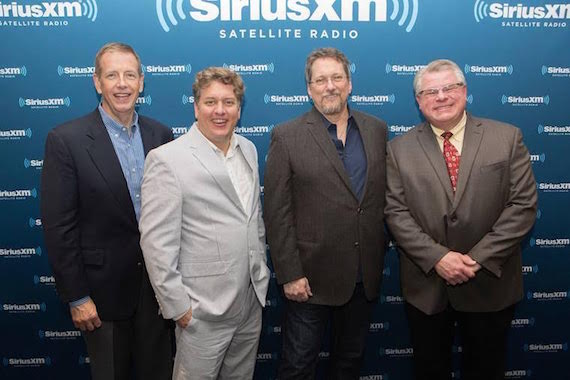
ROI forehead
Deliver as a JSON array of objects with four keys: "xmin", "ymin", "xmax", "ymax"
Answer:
[
  {"xmin": 311, "ymin": 57, "xmax": 345, "ymax": 76},
  {"xmin": 200, "ymin": 80, "xmax": 237, "ymax": 99},
  {"xmin": 99, "ymin": 51, "xmax": 139, "ymax": 70},
  {"xmin": 419, "ymin": 69, "xmax": 458, "ymax": 88}
]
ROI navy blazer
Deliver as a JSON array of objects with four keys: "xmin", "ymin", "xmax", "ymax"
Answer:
[{"xmin": 41, "ymin": 109, "xmax": 173, "ymax": 320}]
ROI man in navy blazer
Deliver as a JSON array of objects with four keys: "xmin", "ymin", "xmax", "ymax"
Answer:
[{"xmin": 41, "ymin": 42, "xmax": 173, "ymax": 380}]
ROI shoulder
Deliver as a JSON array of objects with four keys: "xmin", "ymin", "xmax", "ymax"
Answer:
[
  {"xmin": 352, "ymin": 109, "xmax": 387, "ymax": 129},
  {"xmin": 49, "ymin": 110, "xmax": 99, "ymax": 138},
  {"xmin": 272, "ymin": 109, "xmax": 314, "ymax": 137},
  {"xmin": 470, "ymin": 115, "xmax": 520, "ymax": 138},
  {"xmin": 139, "ymin": 114, "xmax": 172, "ymax": 136}
]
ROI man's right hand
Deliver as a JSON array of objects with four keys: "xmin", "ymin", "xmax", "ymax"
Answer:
[
  {"xmin": 283, "ymin": 277, "xmax": 313, "ymax": 302},
  {"xmin": 435, "ymin": 251, "xmax": 478, "ymax": 285},
  {"xmin": 176, "ymin": 308, "xmax": 193, "ymax": 329},
  {"xmin": 70, "ymin": 298, "xmax": 102, "ymax": 331}
]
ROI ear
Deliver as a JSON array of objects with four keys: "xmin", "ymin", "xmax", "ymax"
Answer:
[
  {"xmin": 138, "ymin": 74, "xmax": 144, "ymax": 93},
  {"xmin": 193, "ymin": 102, "xmax": 198, "ymax": 119},
  {"xmin": 307, "ymin": 84, "xmax": 313, "ymax": 100},
  {"xmin": 93, "ymin": 74, "xmax": 102, "ymax": 95}
]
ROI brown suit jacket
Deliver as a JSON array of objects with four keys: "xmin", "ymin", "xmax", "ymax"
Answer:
[
  {"xmin": 385, "ymin": 114, "xmax": 537, "ymax": 315},
  {"xmin": 264, "ymin": 107, "xmax": 387, "ymax": 305}
]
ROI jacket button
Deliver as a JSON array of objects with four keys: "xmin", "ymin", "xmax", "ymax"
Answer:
[
  {"xmin": 354, "ymin": 241, "xmax": 360, "ymax": 247},
  {"xmin": 357, "ymin": 208, "xmax": 364, "ymax": 215},
  {"xmin": 137, "ymin": 262, "xmax": 143, "ymax": 267}
]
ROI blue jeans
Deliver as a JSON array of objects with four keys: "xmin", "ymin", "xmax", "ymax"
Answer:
[{"xmin": 277, "ymin": 282, "xmax": 374, "ymax": 380}]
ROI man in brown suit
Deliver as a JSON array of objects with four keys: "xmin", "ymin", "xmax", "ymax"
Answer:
[
  {"xmin": 264, "ymin": 47, "xmax": 387, "ymax": 379},
  {"xmin": 385, "ymin": 59, "xmax": 537, "ymax": 380}
]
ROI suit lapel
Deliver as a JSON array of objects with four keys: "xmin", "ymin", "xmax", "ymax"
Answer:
[
  {"xmin": 84, "ymin": 110, "xmax": 138, "ymax": 226},
  {"xmin": 139, "ymin": 117, "xmax": 156, "ymax": 156},
  {"xmin": 187, "ymin": 124, "xmax": 245, "ymax": 214},
  {"xmin": 237, "ymin": 136, "xmax": 258, "ymax": 219},
  {"xmin": 354, "ymin": 112, "xmax": 374, "ymax": 204},
  {"xmin": 452, "ymin": 115, "xmax": 483, "ymax": 210},
  {"xmin": 305, "ymin": 108, "xmax": 356, "ymax": 200},
  {"xmin": 416, "ymin": 122, "xmax": 455, "ymax": 203}
]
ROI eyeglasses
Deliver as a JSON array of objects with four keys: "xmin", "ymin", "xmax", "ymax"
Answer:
[
  {"xmin": 309, "ymin": 74, "xmax": 347, "ymax": 87},
  {"xmin": 417, "ymin": 82, "xmax": 465, "ymax": 98}
]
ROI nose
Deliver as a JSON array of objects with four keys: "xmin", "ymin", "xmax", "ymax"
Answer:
[
  {"xmin": 435, "ymin": 89, "xmax": 448, "ymax": 100},
  {"xmin": 214, "ymin": 101, "xmax": 225, "ymax": 114},
  {"xmin": 325, "ymin": 77, "xmax": 336, "ymax": 90}
]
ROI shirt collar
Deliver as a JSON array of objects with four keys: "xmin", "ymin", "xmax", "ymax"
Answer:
[
  {"xmin": 98, "ymin": 104, "xmax": 139, "ymax": 133},
  {"xmin": 194, "ymin": 123, "xmax": 239, "ymax": 157},
  {"xmin": 430, "ymin": 111, "xmax": 467, "ymax": 138},
  {"xmin": 317, "ymin": 107, "xmax": 355, "ymax": 131}
]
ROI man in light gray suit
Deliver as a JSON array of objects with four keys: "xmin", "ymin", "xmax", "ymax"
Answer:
[
  {"xmin": 385, "ymin": 59, "xmax": 537, "ymax": 380},
  {"xmin": 139, "ymin": 67, "xmax": 270, "ymax": 379}
]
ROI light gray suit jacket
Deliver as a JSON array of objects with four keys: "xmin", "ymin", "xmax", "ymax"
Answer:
[
  {"xmin": 139, "ymin": 123, "xmax": 270, "ymax": 322},
  {"xmin": 385, "ymin": 114, "xmax": 537, "ymax": 315}
]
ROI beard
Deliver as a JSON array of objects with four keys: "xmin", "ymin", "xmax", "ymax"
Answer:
[{"xmin": 319, "ymin": 92, "xmax": 347, "ymax": 115}]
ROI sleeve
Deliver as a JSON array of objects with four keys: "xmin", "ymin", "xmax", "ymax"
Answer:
[
  {"xmin": 40, "ymin": 130, "xmax": 90, "ymax": 302},
  {"xmin": 263, "ymin": 128, "xmax": 305, "ymax": 284},
  {"xmin": 468, "ymin": 128, "xmax": 538, "ymax": 277},
  {"xmin": 139, "ymin": 150, "xmax": 190, "ymax": 319}
]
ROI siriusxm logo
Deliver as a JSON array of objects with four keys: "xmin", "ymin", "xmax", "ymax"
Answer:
[
  {"xmin": 389, "ymin": 125, "xmax": 414, "ymax": 135},
  {"xmin": 156, "ymin": 0, "xmax": 419, "ymax": 33},
  {"xmin": 0, "ymin": 0, "xmax": 98, "ymax": 21},
  {"xmin": 0, "ymin": 188, "xmax": 37, "ymax": 200},
  {"xmin": 350, "ymin": 94, "xmax": 395, "ymax": 106},
  {"xmin": 529, "ymin": 153, "xmax": 546, "ymax": 163},
  {"xmin": 136, "ymin": 95, "xmax": 152, "ymax": 106},
  {"xmin": 474, "ymin": 1, "xmax": 569, "ymax": 27},
  {"xmin": 256, "ymin": 352, "xmax": 277, "ymax": 361},
  {"xmin": 505, "ymin": 369, "xmax": 532, "ymax": 378},
  {"xmin": 464, "ymin": 64, "xmax": 513, "ymax": 76},
  {"xmin": 385, "ymin": 63, "xmax": 425, "ymax": 75},
  {"xmin": 0, "ymin": 246, "xmax": 42, "ymax": 258},
  {"xmin": 536, "ymin": 209, "xmax": 542, "ymax": 219},
  {"xmin": 379, "ymin": 347, "xmax": 413, "ymax": 357},
  {"xmin": 0, "ymin": 128, "xmax": 32, "ymax": 140},
  {"xmin": 360, "ymin": 375, "xmax": 388, "ymax": 380},
  {"xmin": 537, "ymin": 124, "xmax": 570, "ymax": 135},
  {"xmin": 264, "ymin": 94, "xmax": 309, "ymax": 106},
  {"xmin": 24, "ymin": 158, "xmax": 43, "ymax": 170},
  {"xmin": 530, "ymin": 237, "xmax": 569, "ymax": 247},
  {"xmin": 223, "ymin": 62, "xmax": 274, "ymax": 75},
  {"xmin": 380, "ymin": 295, "xmax": 404, "ymax": 304},
  {"xmin": 38, "ymin": 329, "xmax": 81, "ymax": 339},
  {"xmin": 171, "ymin": 126, "xmax": 189, "ymax": 138},
  {"xmin": 33, "ymin": 275, "xmax": 55, "ymax": 285},
  {"xmin": 181, "ymin": 94, "xmax": 195, "ymax": 105},
  {"xmin": 523, "ymin": 343, "xmax": 568, "ymax": 353},
  {"xmin": 466, "ymin": 94, "xmax": 474, "ymax": 104},
  {"xmin": 511, "ymin": 318, "xmax": 535, "ymax": 327},
  {"xmin": 2, "ymin": 302, "xmax": 47, "ymax": 313},
  {"xmin": 19, "ymin": 97, "xmax": 71, "ymax": 109},
  {"xmin": 142, "ymin": 63, "xmax": 192, "ymax": 76},
  {"xmin": 0, "ymin": 65, "xmax": 27, "ymax": 78},
  {"xmin": 541, "ymin": 65, "xmax": 570, "ymax": 77},
  {"xmin": 266, "ymin": 325, "xmax": 281, "ymax": 334},
  {"xmin": 522, "ymin": 265, "xmax": 539, "ymax": 274},
  {"xmin": 29, "ymin": 217, "xmax": 42, "ymax": 228},
  {"xmin": 537, "ymin": 182, "xmax": 570, "ymax": 192},
  {"xmin": 57, "ymin": 65, "xmax": 94, "ymax": 77},
  {"xmin": 369, "ymin": 321, "xmax": 390, "ymax": 332},
  {"xmin": 526, "ymin": 290, "xmax": 569, "ymax": 300},
  {"xmin": 78, "ymin": 356, "xmax": 91, "ymax": 364},
  {"xmin": 235, "ymin": 124, "xmax": 274, "ymax": 136},
  {"xmin": 501, "ymin": 95, "xmax": 549, "ymax": 106},
  {"xmin": 2, "ymin": 357, "xmax": 51, "ymax": 367}
]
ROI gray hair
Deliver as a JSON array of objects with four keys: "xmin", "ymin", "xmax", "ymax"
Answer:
[
  {"xmin": 305, "ymin": 47, "xmax": 351, "ymax": 84},
  {"xmin": 413, "ymin": 59, "xmax": 466, "ymax": 95},
  {"xmin": 94, "ymin": 42, "xmax": 142, "ymax": 77}
]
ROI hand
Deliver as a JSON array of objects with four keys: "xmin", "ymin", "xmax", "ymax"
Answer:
[
  {"xmin": 70, "ymin": 298, "xmax": 102, "ymax": 331},
  {"xmin": 176, "ymin": 308, "xmax": 193, "ymax": 328},
  {"xmin": 435, "ymin": 251, "xmax": 478, "ymax": 286},
  {"xmin": 283, "ymin": 277, "xmax": 313, "ymax": 302}
]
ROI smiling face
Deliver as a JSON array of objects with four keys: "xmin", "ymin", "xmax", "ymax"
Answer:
[
  {"xmin": 307, "ymin": 57, "xmax": 352, "ymax": 118},
  {"xmin": 93, "ymin": 50, "xmax": 144, "ymax": 126},
  {"xmin": 416, "ymin": 69, "xmax": 467, "ymax": 131},
  {"xmin": 194, "ymin": 80, "xmax": 241, "ymax": 154}
]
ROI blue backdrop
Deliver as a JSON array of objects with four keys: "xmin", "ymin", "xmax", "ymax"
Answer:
[{"xmin": 1, "ymin": 1, "xmax": 569, "ymax": 379}]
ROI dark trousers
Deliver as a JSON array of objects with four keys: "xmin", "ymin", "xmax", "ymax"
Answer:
[
  {"xmin": 405, "ymin": 302, "xmax": 515, "ymax": 380},
  {"xmin": 83, "ymin": 271, "xmax": 173, "ymax": 380},
  {"xmin": 278, "ymin": 283, "xmax": 374, "ymax": 380}
]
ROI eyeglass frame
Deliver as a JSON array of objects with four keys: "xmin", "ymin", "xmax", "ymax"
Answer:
[
  {"xmin": 309, "ymin": 74, "xmax": 347, "ymax": 87},
  {"xmin": 416, "ymin": 82, "xmax": 465, "ymax": 98}
]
